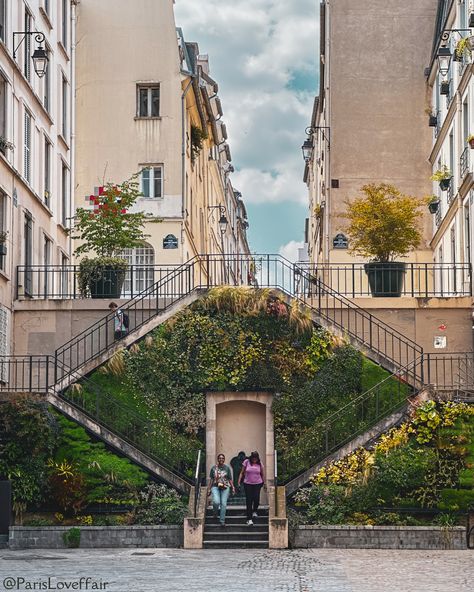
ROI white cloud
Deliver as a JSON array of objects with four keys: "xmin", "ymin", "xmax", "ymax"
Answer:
[
  {"xmin": 174, "ymin": 0, "xmax": 318, "ymax": 233},
  {"xmin": 279, "ymin": 240, "xmax": 305, "ymax": 263}
]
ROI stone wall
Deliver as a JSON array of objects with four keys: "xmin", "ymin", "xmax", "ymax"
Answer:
[
  {"xmin": 291, "ymin": 525, "xmax": 466, "ymax": 550},
  {"xmin": 9, "ymin": 526, "xmax": 183, "ymax": 550}
]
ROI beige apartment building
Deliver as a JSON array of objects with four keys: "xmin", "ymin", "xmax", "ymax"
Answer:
[
  {"xmin": 75, "ymin": 0, "xmax": 249, "ymax": 290},
  {"xmin": 0, "ymin": 0, "xmax": 75, "ymax": 357},
  {"xmin": 304, "ymin": 0, "xmax": 437, "ymax": 267}
]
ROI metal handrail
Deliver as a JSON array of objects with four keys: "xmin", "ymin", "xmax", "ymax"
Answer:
[
  {"xmin": 53, "ymin": 360, "xmax": 195, "ymax": 483},
  {"xmin": 281, "ymin": 356, "xmax": 424, "ymax": 483},
  {"xmin": 193, "ymin": 450, "xmax": 203, "ymax": 517}
]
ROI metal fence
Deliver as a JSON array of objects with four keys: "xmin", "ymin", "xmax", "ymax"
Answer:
[{"xmin": 294, "ymin": 262, "xmax": 471, "ymax": 298}]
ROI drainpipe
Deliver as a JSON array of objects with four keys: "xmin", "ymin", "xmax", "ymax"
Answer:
[
  {"xmin": 181, "ymin": 76, "xmax": 195, "ymax": 262},
  {"xmin": 325, "ymin": 0, "xmax": 331, "ymax": 264},
  {"xmin": 70, "ymin": 0, "xmax": 78, "ymax": 260}
]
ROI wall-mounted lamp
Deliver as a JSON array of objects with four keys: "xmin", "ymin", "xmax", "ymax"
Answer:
[
  {"xmin": 208, "ymin": 204, "xmax": 228, "ymax": 235},
  {"xmin": 13, "ymin": 31, "xmax": 49, "ymax": 78},
  {"xmin": 437, "ymin": 29, "xmax": 473, "ymax": 76},
  {"xmin": 301, "ymin": 138, "xmax": 313, "ymax": 163}
]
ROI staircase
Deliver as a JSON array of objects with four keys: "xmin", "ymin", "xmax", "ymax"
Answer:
[
  {"xmin": 203, "ymin": 505, "xmax": 269, "ymax": 549},
  {"xmin": 2, "ymin": 254, "xmax": 473, "ymax": 498}
]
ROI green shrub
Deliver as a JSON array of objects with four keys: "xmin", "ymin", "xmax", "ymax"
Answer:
[
  {"xmin": 306, "ymin": 485, "xmax": 354, "ymax": 525},
  {"xmin": 133, "ymin": 483, "xmax": 188, "ymax": 525},
  {"xmin": 438, "ymin": 489, "xmax": 474, "ymax": 512},
  {"xmin": 63, "ymin": 527, "xmax": 81, "ymax": 548}
]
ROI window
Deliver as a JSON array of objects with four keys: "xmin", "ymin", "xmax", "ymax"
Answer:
[
  {"xmin": 121, "ymin": 244, "xmax": 155, "ymax": 297},
  {"xmin": 163, "ymin": 234, "xmax": 178, "ymax": 249},
  {"xmin": 62, "ymin": 75, "xmax": 68, "ymax": 138},
  {"xmin": 0, "ymin": 74, "xmax": 6, "ymax": 153},
  {"xmin": 43, "ymin": 235, "xmax": 52, "ymax": 296},
  {"xmin": 0, "ymin": 0, "xmax": 5, "ymax": 42},
  {"xmin": 24, "ymin": 110, "xmax": 32, "ymax": 183},
  {"xmin": 0, "ymin": 306, "xmax": 9, "ymax": 382},
  {"xmin": 44, "ymin": 137, "xmax": 51, "ymax": 208},
  {"xmin": 0, "ymin": 191, "xmax": 5, "ymax": 272},
  {"xmin": 137, "ymin": 85, "xmax": 160, "ymax": 117},
  {"xmin": 60, "ymin": 253, "xmax": 69, "ymax": 298},
  {"xmin": 62, "ymin": 0, "xmax": 67, "ymax": 47},
  {"xmin": 24, "ymin": 9, "xmax": 32, "ymax": 81},
  {"xmin": 24, "ymin": 212, "xmax": 33, "ymax": 296},
  {"xmin": 44, "ymin": 0, "xmax": 50, "ymax": 16},
  {"xmin": 43, "ymin": 50, "xmax": 51, "ymax": 111},
  {"xmin": 141, "ymin": 166, "xmax": 163, "ymax": 198},
  {"xmin": 61, "ymin": 163, "xmax": 68, "ymax": 226}
]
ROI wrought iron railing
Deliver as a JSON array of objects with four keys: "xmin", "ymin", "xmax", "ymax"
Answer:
[
  {"xmin": 446, "ymin": 177, "xmax": 455, "ymax": 205},
  {"xmin": 293, "ymin": 262, "xmax": 471, "ymax": 298},
  {"xmin": 460, "ymin": 147, "xmax": 470, "ymax": 180},
  {"xmin": 424, "ymin": 352, "xmax": 474, "ymax": 401},
  {"xmin": 56, "ymin": 361, "xmax": 196, "ymax": 482},
  {"xmin": 280, "ymin": 357, "xmax": 424, "ymax": 483},
  {"xmin": 193, "ymin": 450, "xmax": 204, "ymax": 517},
  {"xmin": 15, "ymin": 264, "xmax": 183, "ymax": 300}
]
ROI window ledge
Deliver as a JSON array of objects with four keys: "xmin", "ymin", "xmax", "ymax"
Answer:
[
  {"xmin": 39, "ymin": 7, "xmax": 54, "ymax": 30},
  {"xmin": 57, "ymin": 41, "xmax": 70, "ymax": 61},
  {"xmin": 134, "ymin": 116, "xmax": 162, "ymax": 121},
  {"xmin": 0, "ymin": 268, "xmax": 10, "ymax": 282},
  {"xmin": 58, "ymin": 134, "xmax": 70, "ymax": 151}
]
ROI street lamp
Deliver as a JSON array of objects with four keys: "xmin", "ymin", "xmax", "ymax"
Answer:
[
  {"xmin": 13, "ymin": 31, "xmax": 49, "ymax": 78},
  {"xmin": 208, "ymin": 204, "xmax": 228, "ymax": 235},
  {"xmin": 301, "ymin": 138, "xmax": 313, "ymax": 163},
  {"xmin": 305, "ymin": 126, "xmax": 331, "ymax": 149}
]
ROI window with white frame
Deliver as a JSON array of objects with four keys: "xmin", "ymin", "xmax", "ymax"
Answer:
[
  {"xmin": 61, "ymin": 162, "xmax": 68, "ymax": 226},
  {"xmin": 121, "ymin": 243, "xmax": 155, "ymax": 296},
  {"xmin": 24, "ymin": 8, "xmax": 32, "ymax": 81},
  {"xmin": 62, "ymin": 75, "xmax": 68, "ymax": 138},
  {"xmin": 44, "ymin": 0, "xmax": 50, "ymax": 16},
  {"xmin": 0, "ymin": 305, "xmax": 9, "ymax": 382},
  {"xmin": 0, "ymin": 0, "xmax": 5, "ymax": 42},
  {"xmin": 0, "ymin": 191, "xmax": 5, "ymax": 272},
  {"xmin": 24, "ymin": 110, "xmax": 32, "ymax": 183},
  {"xmin": 44, "ymin": 137, "xmax": 51, "ymax": 208},
  {"xmin": 0, "ymin": 74, "xmax": 6, "ymax": 152},
  {"xmin": 43, "ymin": 49, "xmax": 51, "ymax": 112},
  {"xmin": 61, "ymin": 0, "xmax": 67, "ymax": 47},
  {"xmin": 137, "ymin": 85, "xmax": 160, "ymax": 117},
  {"xmin": 141, "ymin": 166, "xmax": 163, "ymax": 198}
]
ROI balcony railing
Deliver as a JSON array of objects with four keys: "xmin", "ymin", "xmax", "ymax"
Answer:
[
  {"xmin": 16, "ymin": 264, "xmax": 182, "ymax": 300},
  {"xmin": 294, "ymin": 263, "xmax": 471, "ymax": 298},
  {"xmin": 446, "ymin": 177, "xmax": 454, "ymax": 205},
  {"xmin": 460, "ymin": 147, "xmax": 470, "ymax": 179}
]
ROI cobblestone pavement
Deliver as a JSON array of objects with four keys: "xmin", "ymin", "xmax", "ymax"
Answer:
[{"xmin": 0, "ymin": 548, "xmax": 473, "ymax": 592}]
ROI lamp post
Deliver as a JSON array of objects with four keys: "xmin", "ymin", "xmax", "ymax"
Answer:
[
  {"xmin": 436, "ymin": 29, "xmax": 473, "ymax": 76},
  {"xmin": 13, "ymin": 31, "xmax": 49, "ymax": 78}
]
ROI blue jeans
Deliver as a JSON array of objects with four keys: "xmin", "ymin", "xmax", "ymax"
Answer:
[{"xmin": 211, "ymin": 486, "xmax": 230, "ymax": 523}]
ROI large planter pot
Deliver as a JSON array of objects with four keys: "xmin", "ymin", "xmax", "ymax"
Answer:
[
  {"xmin": 428, "ymin": 115, "xmax": 437, "ymax": 127},
  {"xmin": 364, "ymin": 262, "xmax": 406, "ymax": 298},
  {"xmin": 88, "ymin": 266, "xmax": 126, "ymax": 299},
  {"xmin": 428, "ymin": 200, "xmax": 440, "ymax": 214},
  {"xmin": 469, "ymin": 139, "xmax": 474, "ymax": 150}
]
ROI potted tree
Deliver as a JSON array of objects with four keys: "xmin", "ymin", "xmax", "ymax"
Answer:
[
  {"xmin": 0, "ymin": 231, "xmax": 7, "ymax": 257},
  {"xmin": 71, "ymin": 174, "xmax": 148, "ymax": 298},
  {"xmin": 428, "ymin": 195, "xmax": 440, "ymax": 214},
  {"xmin": 430, "ymin": 166, "xmax": 453, "ymax": 191},
  {"xmin": 343, "ymin": 183, "xmax": 424, "ymax": 297},
  {"xmin": 467, "ymin": 135, "xmax": 474, "ymax": 149}
]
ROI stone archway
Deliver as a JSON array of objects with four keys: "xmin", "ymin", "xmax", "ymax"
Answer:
[{"xmin": 206, "ymin": 391, "xmax": 274, "ymax": 492}]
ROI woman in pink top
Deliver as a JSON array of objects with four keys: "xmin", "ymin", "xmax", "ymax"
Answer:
[{"xmin": 238, "ymin": 451, "xmax": 265, "ymax": 525}]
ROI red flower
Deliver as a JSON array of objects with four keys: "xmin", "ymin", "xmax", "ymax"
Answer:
[{"xmin": 121, "ymin": 209, "xmax": 127, "ymax": 214}]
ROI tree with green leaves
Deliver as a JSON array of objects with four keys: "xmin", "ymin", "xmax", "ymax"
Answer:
[{"xmin": 343, "ymin": 183, "xmax": 424, "ymax": 262}]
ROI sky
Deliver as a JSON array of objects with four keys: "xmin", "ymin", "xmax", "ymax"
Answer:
[{"xmin": 174, "ymin": 0, "xmax": 319, "ymax": 261}]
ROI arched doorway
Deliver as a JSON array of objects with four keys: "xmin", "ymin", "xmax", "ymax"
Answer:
[
  {"xmin": 206, "ymin": 391, "xmax": 275, "ymax": 499},
  {"xmin": 121, "ymin": 242, "xmax": 155, "ymax": 297}
]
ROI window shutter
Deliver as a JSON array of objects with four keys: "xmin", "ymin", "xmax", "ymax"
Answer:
[{"xmin": 24, "ymin": 112, "xmax": 31, "ymax": 182}]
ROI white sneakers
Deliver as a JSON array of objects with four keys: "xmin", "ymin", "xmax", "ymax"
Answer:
[{"xmin": 246, "ymin": 519, "xmax": 253, "ymax": 526}]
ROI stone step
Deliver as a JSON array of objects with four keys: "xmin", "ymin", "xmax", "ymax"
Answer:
[
  {"xmin": 203, "ymin": 540, "xmax": 268, "ymax": 549},
  {"xmin": 205, "ymin": 516, "xmax": 268, "ymax": 526},
  {"xmin": 205, "ymin": 523, "xmax": 268, "ymax": 532},
  {"xmin": 203, "ymin": 530, "xmax": 269, "ymax": 541},
  {"xmin": 0, "ymin": 535, "xmax": 8, "ymax": 549},
  {"xmin": 206, "ymin": 505, "xmax": 268, "ymax": 515}
]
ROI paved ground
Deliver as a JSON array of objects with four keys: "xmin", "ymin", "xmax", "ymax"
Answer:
[{"xmin": 0, "ymin": 548, "xmax": 473, "ymax": 592}]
